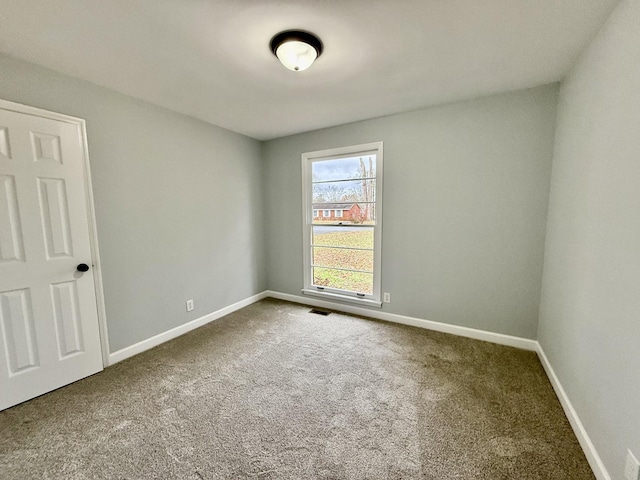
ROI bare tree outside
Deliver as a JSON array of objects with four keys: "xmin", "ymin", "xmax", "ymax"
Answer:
[{"xmin": 357, "ymin": 156, "xmax": 375, "ymax": 222}]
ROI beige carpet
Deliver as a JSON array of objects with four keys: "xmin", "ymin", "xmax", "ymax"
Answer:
[{"xmin": 0, "ymin": 298, "xmax": 594, "ymax": 479}]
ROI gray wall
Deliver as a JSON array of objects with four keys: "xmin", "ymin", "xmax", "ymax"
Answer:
[
  {"xmin": 538, "ymin": 0, "xmax": 640, "ymax": 476},
  {"xmin": 3, "ymin": 11, "xmax": 636, "ymax": 474},
  {"xmin": 0, "ymin": 54, "xmax": 266, "ymax": 352},
  {"xmin": 264, "ymin": 85, "xmax": 559, "ymax": 339}
]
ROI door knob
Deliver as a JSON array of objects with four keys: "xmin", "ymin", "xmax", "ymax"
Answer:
[{"xmin": 76, "ymin": 263, "xmax": 90, "ymax": 272}]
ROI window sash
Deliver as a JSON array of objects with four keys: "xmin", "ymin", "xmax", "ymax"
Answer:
[
  {"xmin": 312, "ymin": 176, "xmax": 377, "ymax": 185},
  {"xmin": 311, "ymin": 244, "xmax": 373, "ymax": 251},
  {"xmin": 301, "ymin": 142, "xmax": 383, "ymax": 306}
]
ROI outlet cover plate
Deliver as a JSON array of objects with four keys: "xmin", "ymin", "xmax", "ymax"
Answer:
[{"xmin": 186, "ymin": 299, "xmax": 194, "ymax": 312}]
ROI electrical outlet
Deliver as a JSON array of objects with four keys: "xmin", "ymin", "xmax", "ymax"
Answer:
[
  {"xmin": 186, "ymin": 299, "xmax": 194, "ymax": 312},
  {"xmin": 626, "ymin": 450, "xmax": 640, "ymax": 480},
  {"xmin": 383, "ymin": 292, "xmax": 391, "ymax": 303}
]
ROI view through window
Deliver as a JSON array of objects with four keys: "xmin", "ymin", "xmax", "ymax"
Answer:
[{"xmin": 302, "ymin": 142, "xmax": 383, "ymax": 305}]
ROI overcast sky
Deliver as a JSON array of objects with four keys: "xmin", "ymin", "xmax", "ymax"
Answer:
[{"xmin": 312, "ymin": 155, "xmax": 376, "ymax": 182}]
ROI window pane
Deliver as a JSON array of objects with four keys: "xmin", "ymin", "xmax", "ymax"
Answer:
[
  {"xmin": 312, "ymin": 226, "xmax": 374, "ymax": 249},
  {"xmin": 313, "ymin": 247, "xmax": 373, "ymax": 272},
  {"xmin": 313, "ymin": 267, "xmax": 373, "ymax": 294},
  {"xmin": 312, "ymin": 155, "xmax": 376, "ymax": 182}
]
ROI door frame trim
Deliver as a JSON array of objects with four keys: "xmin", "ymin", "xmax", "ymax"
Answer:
[{"xmin": 0, "ymin": 98, "xmax": 110, "ymax": 366}]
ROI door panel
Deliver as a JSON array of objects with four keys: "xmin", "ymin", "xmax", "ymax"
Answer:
[
  {"xmin": 0, "ymin": 175, "xmax": 25, "ymax": 262},
  {"xmin": 38, "ymin": 177, "xmax": 74, "ymax": 258},
  {"xmin": 51, "ymin": 280, "xmax": 85, "ymax": 358},
  {"xmin": 0, "ymin": 105, "xmax": 103, "ymax": 411},
  {"xmin": 0, "ymin": 288, "xmax": 39, "ymax": 373}
]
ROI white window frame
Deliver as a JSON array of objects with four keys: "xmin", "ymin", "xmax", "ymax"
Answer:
[
  {"xmin": 335, "ymin": 209, "xmax": 343, "ymax": 218},
  {"xmin": 323, "ymin": 210, "xmax": 330, "ymax": 217},
  {"xmin": 301, "ymin": 141, "xmax": 383, "ymax": 307}
]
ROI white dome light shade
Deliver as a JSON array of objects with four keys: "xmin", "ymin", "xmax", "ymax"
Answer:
[
  {"xmin": 276, "ymin": 40, "xmax": 318, "ymax": 71},
  {"xmin": 270, "ymin": 30, "xmax": 323, "ymax": 72}
]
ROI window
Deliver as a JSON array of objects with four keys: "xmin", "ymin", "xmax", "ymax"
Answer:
[
  {"xmin": 313, "ymin": 210, "xmax": 319, "ymax": 217},
  {"xmin": 302, "ymin": 142, "xmax": 383, "ymax": 306}
]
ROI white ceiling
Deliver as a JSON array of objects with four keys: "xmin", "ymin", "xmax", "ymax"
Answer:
[{"xmin": 0, "ymin": 0, "xmax": 619, "ymax": 140}]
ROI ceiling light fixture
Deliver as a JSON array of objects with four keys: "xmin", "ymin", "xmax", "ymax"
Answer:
[{"xmin": 270, "ymin": 30, "xmax": 323, "ymax": 72}]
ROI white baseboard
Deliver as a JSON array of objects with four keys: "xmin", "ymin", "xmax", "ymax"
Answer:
[
  {"xmin": 107, "ymin": 291, "xmax": 269, "ymax": 365},
  {"xmin": 536, "ymin": 344, "xmax": 611, "ymax": 480},
  {"xmin": 265, "ymin": 290, "xmax": 538, "ymax": 351}
]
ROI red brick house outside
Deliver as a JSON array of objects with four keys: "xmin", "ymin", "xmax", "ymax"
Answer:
[{"xmin": 312, "ymin": 203, "xmax": 362, "ymax": 222}]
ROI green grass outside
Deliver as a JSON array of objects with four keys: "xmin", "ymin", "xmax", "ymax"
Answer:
[{"xmin": 312, "ymin": 230, "xmax": 374, "ymax": 294}]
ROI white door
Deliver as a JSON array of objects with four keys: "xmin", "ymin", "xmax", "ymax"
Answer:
[{"xmin": 0, "ymin": 102, "xmax": 103, "ymax": 411}]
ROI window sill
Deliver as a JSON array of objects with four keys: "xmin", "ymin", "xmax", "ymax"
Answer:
[{"xmin": 302, "ymin": 289, "xmax": 382, "ymax": 308}]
